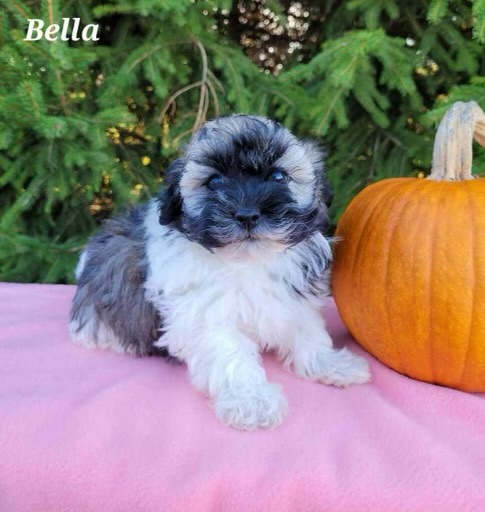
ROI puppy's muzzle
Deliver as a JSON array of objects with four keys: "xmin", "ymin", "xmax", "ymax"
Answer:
[{"xmin": 233, "ymin": 207, "xmax": 261, "ymax": 230}]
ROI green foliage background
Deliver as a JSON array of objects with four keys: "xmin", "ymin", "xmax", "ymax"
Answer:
[{"xmin": 0, "ymin": 0, "xmax": 484, "ymax": 283}]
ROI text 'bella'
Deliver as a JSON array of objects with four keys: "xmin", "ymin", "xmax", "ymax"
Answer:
[{"xmin": 24, "ymin": 18, "xmax": 100, "ymax": 42}]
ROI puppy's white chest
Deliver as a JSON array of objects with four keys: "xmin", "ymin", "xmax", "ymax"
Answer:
[
  {"xmin": 147, "ymin": 244, "xmax": 298, "ymax": 344},
  {"xmin": 225, "ymin": 264, "xmax": 284, "ymax": 312},
  {"xmin": 197, "ymin": 258, "xmax": 302, "ymax": 344}
]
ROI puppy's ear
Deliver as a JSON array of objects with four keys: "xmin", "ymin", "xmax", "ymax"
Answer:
[
  {"xmin": 159, "ymin": 159, "xmax": 184, "ymax": 225},
  {"xmin": 302, "ymin": 140, "xmax": 333, "ymax": 207},
  {"xmin": 321, "ymin": 173, "xmax": 334, "ymax": 208}
]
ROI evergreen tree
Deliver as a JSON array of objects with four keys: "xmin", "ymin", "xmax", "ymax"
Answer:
[{"xmin": 0, "ymin": 0, "xmax": 483, "ymax": 283}]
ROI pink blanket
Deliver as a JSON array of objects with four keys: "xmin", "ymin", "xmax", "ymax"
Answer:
[{"xmin": 1, "ymin": 283, "xmax": 485, "ymax": 511}]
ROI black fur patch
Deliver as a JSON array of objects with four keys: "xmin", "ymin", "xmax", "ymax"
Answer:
[
  {"xmin": 158, "ymin": 159, "xmax": 185, "ymax": 227},
  {"xmin": 160, "ymin": 115, "xmax": 331, "ymax": 250},
  {"xmin": 196, "ymin": 121, "xmax": 288, "ymax": 177}
]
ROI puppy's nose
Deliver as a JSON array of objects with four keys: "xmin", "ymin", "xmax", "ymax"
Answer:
[{"xmin": 234, "ymin": 208, "xmax": 261, "ymax": 229}]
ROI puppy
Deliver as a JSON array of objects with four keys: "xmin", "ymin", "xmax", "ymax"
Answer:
[{"xmin": 70, "ymin": 115, "xmax": 371, "ymax": 430}]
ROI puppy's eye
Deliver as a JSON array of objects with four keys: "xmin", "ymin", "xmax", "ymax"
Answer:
[
  {"xmin": 268, "ymin": 169, "xmax": 289, "ymax": 184},
  {"xmin": 206, "ymin": 174, "xmax": 224, "ymax": 191}
]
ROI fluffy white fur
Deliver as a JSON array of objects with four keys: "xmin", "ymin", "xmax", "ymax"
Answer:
[{"xmin": 141, "ymin": 202, "xmax": 371, "ymax": 430}]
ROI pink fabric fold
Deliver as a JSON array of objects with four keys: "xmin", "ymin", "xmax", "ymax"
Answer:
[{"xmin": 1, "ymin": 282, "xmax": 484, "ymax": 512}]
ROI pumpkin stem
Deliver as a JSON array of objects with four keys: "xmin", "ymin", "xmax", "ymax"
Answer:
[{"xmin": 429, "ymin": 101, "xmax": 485, "ymax": 181}]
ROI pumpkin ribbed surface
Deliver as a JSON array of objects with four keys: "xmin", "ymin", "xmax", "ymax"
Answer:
[{"xmin": 333, "ymin": 176, "xmax": 485, "ymax": 392}]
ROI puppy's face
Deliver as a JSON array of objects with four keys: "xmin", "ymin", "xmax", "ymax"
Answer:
[{"xmin": 159, "ymin": 115, "xmax": 332, "ymax": 252}]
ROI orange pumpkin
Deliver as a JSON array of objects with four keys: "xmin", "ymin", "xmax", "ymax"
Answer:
[{"xmin": 332, "ymin": 101, "xmax": 485, "ymax": 392}]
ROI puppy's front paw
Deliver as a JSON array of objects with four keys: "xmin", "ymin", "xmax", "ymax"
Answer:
[
  {"xmin": 213, "ymin": 382, "xmax": 288, "ymax": 430},
  {"xmin": 316, "ymin": 347, "xmax": 371, "ymax": 387},
  {"xmin": 296, "ymin": 346, "xmax": 372, "ymax": 387}
]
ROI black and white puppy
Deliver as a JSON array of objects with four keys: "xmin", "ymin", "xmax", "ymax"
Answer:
[{"xmin": 70, "ymin": 115, "xmax": 371, "ymax": 430}]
